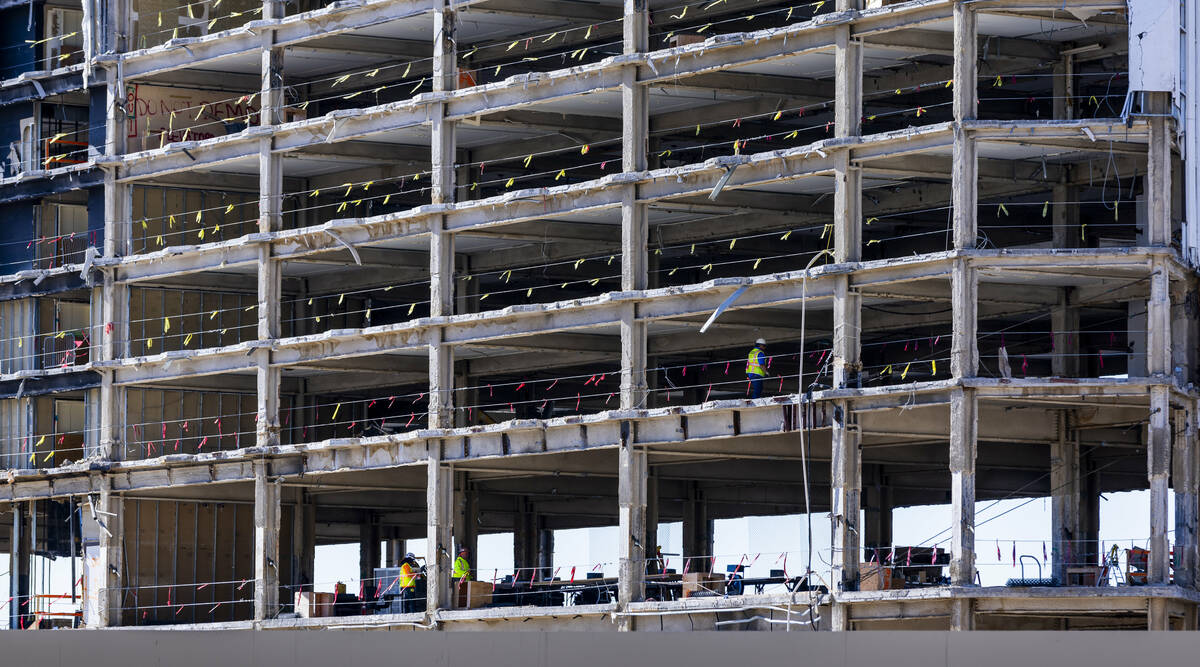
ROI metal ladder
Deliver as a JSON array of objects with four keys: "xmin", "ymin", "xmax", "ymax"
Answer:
[{"xmin": 1099, "ymin": 545, "xmax": 1124, "ymax": 586}]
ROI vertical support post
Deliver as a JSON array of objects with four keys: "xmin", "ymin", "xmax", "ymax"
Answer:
[
  {"xmin": 1052, "ymin": 59, "xmax": 1069, "ymax": 121},
  {"xmin": 1148, "ymin": 385, "xmax": 1171, "ymax": 584},
  {"xmin": 359, "ymin": 512, "xmax": 380, "ymax": 593},
  {"xmin": 427, "ymin": 449, "xmax": 453, "ymax": 613},
  {"xmin": 1050, "ymin": 410, "xmax": 1079, "ymax": 583},
  {"xmin": 617, "ymin": 0, "xmax": 648, "ymax": 616},
  {"xmin": 682, "ymin": 483, "xmax": 709, "ymax": 573},
  {"xmin": 537, "ymin": 526, "xmax": 554, "ymax": 580},
  {"xmin": 831, "ymin": 15, "xmax": 863, "ymax": 592},
  {"xmin": 99, "ymin": 18, "xmax": 131, "ymax": 460},
  {"xmin": 1148, "ymin": 597, "xmax": 1170, "ymax": 631},
  {"xmin": 619, "ymin": 0, "xmax": 649, "ymax": 414},
  {"xmin": 831, "ymin": 399, "xmax": 860, "ymax": 593},
  {"xmin": 95, "ymin": 485, "xmax": 123, "ymax": 627},
  {"xmin": 1148, "ymin": 255, "xmax": 1173, "ymax": 584},
  {"xmin": 1079, "ymin": 449, "xmax": 1101, "ymax": 568},
  {"xmin": 645, "ymin": 472, "xmax": 659, "ymax": 568},
  {"xmin": 513, "ymin": 498, "xmax": 537, "ymax": 574},
  {"xmin": 291, "ymin": 489, "xmax": 314, "ymax": 593},
  {"xmin": 950, "ymin": 599, "xmax": 974, "ymax": 631},
  {"xmin": 951, "ymin": 259, "xmax": 978, "ymax": 378},
  {"xmin": 255, "ymin": 0, "xmax": 284, "ymax": 451},
  {"xmin": 618, "ymin": 421, "xmax": 647, "ymax": 627},
  {"xmin": 1146, "ymin": 92, "xmax": 1173, "ymax": 247},
  {"xmin": 253, "ymin": 460, "xmax": 279, "ymax": 621},
  {"xmin": 862, "ymin": 465, "xmax": 892, "ymax": 557},
  {"xmin": 949, "ymin": 387, "xmax": 977, "ymax": 587},
  {"xmin": 1172, "ymin": 403, "xmax": 1197, "ymax": 589},
  {"xmin": 1051, "ymin": 180, "xmax": 1080, "ymax": 249},
  {"xmin": 9, "ymin": 503, "xmax": 30, "ymax": 629},
  {"xmin": 429, "ymin": 0, "xmax": 458, "ymax": 432},
  {"xmin": 1051, "ymin": 288, "xmax": 1080, "ymax": 377},
  {"xmin": 453, "ymin": 472, "xmax": 478, "ymax": 565},
  {"xmin": 952, "ymin": 2, "xmax": 977, "ymax": 251}
]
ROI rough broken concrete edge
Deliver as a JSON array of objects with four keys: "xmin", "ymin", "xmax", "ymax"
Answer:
[
  {"xmin": 2, "ymin": 375, "xmax": 1188, "ymax": 499},
  {"xmin": 88, "ymin": 248, "xmax": 1178, "ymax": 382}
]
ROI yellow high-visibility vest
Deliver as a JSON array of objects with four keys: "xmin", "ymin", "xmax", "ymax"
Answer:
[
  {"xmin": 746, "ymin": 347, "xmax": 766, "ymax": 376},
  {"xmin": 400, "ymin": 562, "xmax": 416, "ymax": 589},
  {"xmin": 453, "ymin": 556, "xmax": 471, "ymax": 580}
]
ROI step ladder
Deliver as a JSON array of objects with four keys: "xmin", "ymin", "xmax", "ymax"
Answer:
[{"xmin": 1098, "ymin": 545, "xmax": 1124, "ymax": 586}]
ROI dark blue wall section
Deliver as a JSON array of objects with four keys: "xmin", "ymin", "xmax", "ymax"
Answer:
[
  {"xmin": 0, "ymin": 199, "xmax": 37, "ymax": 274},
  {"xmin": 87, "ymin": 184, "xmax": 103, "ymax": 250},
  {"xmin": 0, "ymin": 3, "xmax": 43, "ymax": 80},
  {"xmin": 0, "ymin": 99, "xmax": 34, "ymax": 165},
  {"xmin": 89, "ymin": 84, "xmax": 106, "ymax": 151}
]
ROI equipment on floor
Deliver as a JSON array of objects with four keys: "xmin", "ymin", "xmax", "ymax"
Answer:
[{"xmin": 1005, "ymin": 555, "xmax": 1059, "ymax": 587}]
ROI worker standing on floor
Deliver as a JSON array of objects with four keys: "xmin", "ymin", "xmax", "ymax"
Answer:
[
  {"xmin": 746, "ymin": 338, "xmax": 768, "ymax": 398},
  {"xmin": 453, "ymin": 546, "xmax": 472, "ymax": 589},
  {"xmin": 399, "ymin": 552, "xmax": 420, "ymax": 613}
]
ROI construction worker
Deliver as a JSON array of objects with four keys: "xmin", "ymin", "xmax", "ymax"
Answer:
[
  {"xmin": 453, "ymin": 546, "xmax": 472, "ymax": 586},
  {"xmin": 746, "ymin": 338, "xmax": 768, "ymax": 398},
  {"xmin": 399, "ymin": 552, "xmax": 420, "ymax": 613}
]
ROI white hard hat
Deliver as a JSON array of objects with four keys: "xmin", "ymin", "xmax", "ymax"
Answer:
[{"xmin": 755, "ymin": 338, "xmax": 766, "ymax": 346}]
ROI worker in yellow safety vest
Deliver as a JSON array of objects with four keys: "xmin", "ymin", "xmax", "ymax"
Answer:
[
  {"xmin": 746, "ymin": 338, "xmax": 768, "ymax": 398},
  {"xmin": 399, "ymin": 552, "xmax": 421, "ymax": 613},
  {"xmin": 453, "ymin": 546, "xmax": 472, "ymax": 587}
]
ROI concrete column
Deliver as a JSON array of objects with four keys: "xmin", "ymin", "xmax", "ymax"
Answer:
[
  {"xmin": 645, "ymin": 472, "xmax": 659, "ymax": 569},
  {"xmin": 1050, "ymin": 410, "xmax": 1079, "ymax": 583},
  {"xmin": 1172, "ymin": 404, "xmax": 1197, "ymax": 589},
  {"xmin": 682, "ymin": 483, "xmax": 710, "ymax": 573},
  {"xmin": 620, "ymin": 0, "xmax": 648, "ymax": 293},
  {"xmin": 100, "ymin": 42, "xmax": 131, "ymax": 463},
  {"xmin": 619, "ymin": 0, "xmax": 649, "ymax": 417},
  {"xmin": 359, "ymin": 512, "xmax": 381, "ymax": 593},
  {"xmin": 862, "ymin": 465, "xmax": 892, "ymax": 557},
  {"xmin": 831, "ymin": 398, "xmax": 860, "ymax": 591},
  {"xmin": 291, "ymin": 489, "xmax": 314, "ymax": 593},
  {"xmin": 9, "ymin": 502, "xmax": 30, "ymax": 629},
  {"xmin": 949, "ymin": 387, "xmax": 977, "ymax": 586},
  {"xmin": 1052, "ymin": 60, "xmax": 1069, "ymax": 121},
  {"xmin": 1148, "ymin": 386, "xmax": 1171, "ymax": 584},
  {"xmin": 513, "ymin": 498, "xmax": 537, "ymax": 574},
  {"xmin": 618, "ymin": 421, "xmax": 647, "ymax": 622},
  {"xmin": 831, "ymin": 7, "xmax": 861, "ymax": 397},
  {"xmin": 1051, "ymin": 287, "xmax": 1080, "ymax": 377},
  {"xmin": 453, "ymin": 473, "xmax": 477, "ymax": 556},
  {"xmin": 1148, "ymin": 597, "xmax": 1170, "ymax": 631},
  {"xmin": 426, "ymin": 450, "xmax": 453, "ymax": 612},
  {"xmin": 951, "ymin": 259, "xmax": 978, "ymax": 378},
  {"xmin": 254, "ymin": 0, "xmax": 284, "ymax": 452},
  {"xmin": 429, "ymin": 333, "xmax": 454, "ymax": 430},
  {"xmin": 950, "ymin": 599, "xmax": 974, "ymax": 631},
  {"xmin": 1145, "ymin": 92, "xmax": 1172, "ymax": 247},
  {"xmin": 253, "ymin": 460, "xmax": 280, "ymax": 621},
  {"xmin": 386, "ymin": 538, "xmax": 407, "ymax": 567},
  {"xmin": 94, "ymin": 486, "xmax": 124, "ymax": 627},
  {"xmin": 832, "ymin": 279, "xmax": 862, "ymax": 390},
  {"xmin": 1079, "ymin": 449, "xmax": 1101, "ymax": 568},
  {"xmin": 537, "ymin": 527, "xmax": 554, "ymax": 580},
  {"xmin": 952, "ymin": 3, "xmax": 977, "ymax": 251},
  {"xmin": 1172, "ymin": 280, "xmax": 1196, "ymax": 384},
  {"xmin": 428, "ymin": 1, "xmax": 458, "ymax": 431},
  {"xmin": 1051, "ymin": 180, "xmax": 1080, "ymax": 249}
]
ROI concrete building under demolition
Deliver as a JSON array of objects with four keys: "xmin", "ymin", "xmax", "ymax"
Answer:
[{"xmin": 0, "ymin": 0, "xmax": 1196, "ymax": 632}]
